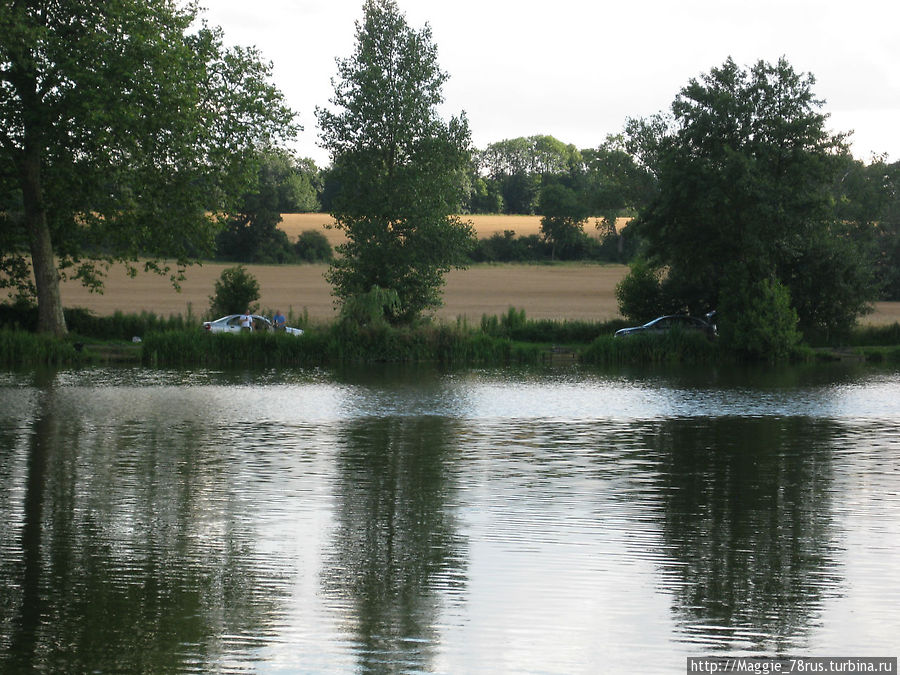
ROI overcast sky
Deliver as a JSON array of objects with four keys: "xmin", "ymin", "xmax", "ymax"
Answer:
[{"xmin": 200, "ymin": 0, "xmax": 899, "ymax": 167}]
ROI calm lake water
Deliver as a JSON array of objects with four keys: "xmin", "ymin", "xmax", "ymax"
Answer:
[{"xmin": 1, "ymin": 364, "xmax": 899, "ymax": 673}]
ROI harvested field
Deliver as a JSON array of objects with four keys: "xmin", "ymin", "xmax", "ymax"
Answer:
[
  {"xmin": 51, "ymin": 262, "xmax": 629, "ymax": 322},
  {"xmin": 34, "ymin": 261, "xmax": 900, "ymax": 326},
  {"xmin": 278, "ymin": 212, "xmax": 629, "ymax": 246}
]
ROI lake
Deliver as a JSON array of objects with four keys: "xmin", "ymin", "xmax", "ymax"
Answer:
[{"xmin": 1, "ymin": 364, "xmax": 899, "ymax": 673}]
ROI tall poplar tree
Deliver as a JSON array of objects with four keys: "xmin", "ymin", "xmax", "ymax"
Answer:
[
  {"xmin": 317, "ymin": 0, "xmax": 474, "ymax": 323},
  {"xmin": 0, "ymin": 0, "xmax": 296, "ymax": 335}
]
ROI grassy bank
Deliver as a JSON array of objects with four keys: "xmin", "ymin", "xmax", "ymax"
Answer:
[{"xmin": 5, "ymin": 305, "xmax": 900, "ymax": 369}]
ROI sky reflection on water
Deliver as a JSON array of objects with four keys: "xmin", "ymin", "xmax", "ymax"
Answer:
[{"xmin": 1, "ymin": 364, "xmax": 899, "ymax": 673}]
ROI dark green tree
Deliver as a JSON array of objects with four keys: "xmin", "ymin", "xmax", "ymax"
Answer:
[
  {"xmin": 215, "ymin": 149, "xmax": 313, "ymax": 263},
  {"xmin": 280, "ymin": 156, "xmax": 322, "ymax": 213},
  {"xmin": 476, "ymin": 135, "xmax": 581, "ymax": 214},
  {"xmin": 580, "ymin": 134, "xmax": 656, "ymax": 223},
  {"xmin": 622, "ymin": 57, "xmax": 875, "ymax": 345},
  {"xmin": 316, "ymin": 0, "xmax": 474, "ymax": 323},
  {"xmin": 0, "ymin": 1, "xmax": 296, "ymax": 335},
  {"xmin": 832, "ymin": 156, "xmax": 900, "ymax": 300},
  {"xmin": 538, "ymin": 183, "xmax": 590, "ymax": 259},
  {"xmin": 294, "ymin": 229, "xmax": 333, "ymax": 263}
]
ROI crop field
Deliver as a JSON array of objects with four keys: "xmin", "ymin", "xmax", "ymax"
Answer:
[
  {"xmin": 279, "ymin": 212, "xmax": 630, "ymax": 246},
  {"xmin": 5, "ymin": 213, "xmax": 900, "ymax": 325},
  {"xmin": 51, "ymin": 262, "xmax": 629, "ymax": 323},
  {"xmin": 45, "ymin": 260, "xmax": 900, "ymax": 326}
]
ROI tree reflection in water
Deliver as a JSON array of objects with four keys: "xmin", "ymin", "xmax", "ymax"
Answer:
[
  {"xmin": 322, "ymin": 415, "xmax": 467, "ymax": 673},
  {"xmin": 645, "ymin": 416, "xmax": 842, "ymax": 651},
  {"xmin": 0, "ymin": 385, "xmax": 287, "ymax": 674}
]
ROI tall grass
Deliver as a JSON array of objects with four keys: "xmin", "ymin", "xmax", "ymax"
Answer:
[
  {"xmin": 0, "ymin": 330, "xmax": 81, "ymax": 367},
  {"xmin": 142, "ymin": 323, "xmax": 545, "ymax": 368},
  {"xmin": 581, "ymin": 331, "xmax": 720, "ymax": 365},
  {"xmin": 65, "ymin": 307, "xmax": 195, "ymax": 340},
  {"xmin": 480, "ymin": 306, "xmax": 628, "ymax": 343},
  {"xmin": 846, "ymin": 322, "xmax": 900, "ymax": 347}
]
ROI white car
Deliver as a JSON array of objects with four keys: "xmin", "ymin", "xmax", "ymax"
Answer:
[{"xmin": 202, "ymin": 314, "xmax": 304, "ymax": 336}]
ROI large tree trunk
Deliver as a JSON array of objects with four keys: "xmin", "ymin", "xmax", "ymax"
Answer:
[{"xmin": 20, "ymin": 144, "xmax": 67, "ymax": 336}]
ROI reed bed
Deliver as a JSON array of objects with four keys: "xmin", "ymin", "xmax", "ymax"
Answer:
[
  {"xmin": 0, "ymin": 330, "xmax": 81, "ymax": 367},
  {"xmin": 141, "ymin": 324, "xmax": 545, "ymax": 368},
  {"xmin": 581, "ymin": 331, "xmax": 720, "ymax": 365}
]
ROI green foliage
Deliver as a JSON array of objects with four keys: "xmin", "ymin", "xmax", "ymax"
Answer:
[
  {"xmin": 480, "ymin": 307, "xmax": 624, "ymax": 343},
  {"xmin": 480, "ymin": 307, "xmax": 527, "ymax": 336},
  {"xmin": 846, "ymin": 322, "xmax": 900, "ymax": 347},
  {"xmin": 339, "ymin": 286, "xmax": 402, "ymax": 328},
  {"xmin": 208, "ymin": 266, "xmax": 261, "ymax": 318},
  {"xmin": 834, "ymin": 157, "xmax": 900, "ymax": 301},
  {"xmin": 469, "ymin": 232, "xmax": 550, "ymax": 262},
  {"xmin": 539, "ymin": 183, "xmax": 591, "ymax": 259},
  {"xmin": 65, "ymin": 308, "xmax": 192, "ymax": 340},
  {"xmin": 215, "ymin": 150, "xmax": 323, "ymax": 263},
  {"xmin": 294, "ymin": 230, "xmax": 333, "ymax": 263},
  {"xmin": 615, "ymin": 259, "xmax": 668, "ymax": 323},
  {"xmin": 581, "ymin": 331, "xmax": 719, "ymax": 366},
  {"xmin": 142, "ymin": 322, "xmax": 543, "ymax": 368},
  {"xmin": 1, "ymin": 301, "xmax": 192, "ymax": 338},
  {"xmin": 142, "ymin": 330, "xmax": 328, "ymax": 368},
  {"xmin": 0, "ymin": 1, "xmax": 297, "ymax": 334},
  {"xmin": 718, "ymin": 276, "xmax": 801, "ymax": 361},
  {"xmin": 625, "ymin": 57, "xmax": 876, "ymax": 344},
  {"xmin": 476, "ymin": 135, "xmax": 582, "ymax": 215},
  {"xmin": 317, "ymin": 0, "xmax": 475, "ymax": 323},
  {"xmin": 0, "ymin": 330, "xmax": 80, "ymax": 367},
  {"xmin": 579, "ymin": 134, "xmax": 657, "ymax": 221}
]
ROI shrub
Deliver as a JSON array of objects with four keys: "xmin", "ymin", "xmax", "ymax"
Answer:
[
  {"xmin": 339, "ymin": 286, "xmax": 402, "ymax": 328},
  {"xmin": 294, "ymin": 229, "xmax": 333, "ymax": 262},
  {"xmin": 615, "ymin": 259, "xmax": 667, "ymax": 323},
  {"xmin": 718, "ymin": 276, "xmax": 801, "ymax": 361},
  {"xmin": 208, "ymin": 265, "xmax": 260, "ymax": 318}
]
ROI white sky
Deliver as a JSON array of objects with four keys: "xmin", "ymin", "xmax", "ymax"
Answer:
[{"xmin": 199, "ymin": 0, "xmax": 900, "ymax": 167}]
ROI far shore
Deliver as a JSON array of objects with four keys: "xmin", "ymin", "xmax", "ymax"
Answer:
[
  {"xmin": 36, "ymin": 261, "xmax": 900, "ymax": 327},
  {"xmin": 5, "ymin": 213, "xmax": 900, "ymax": 326}
]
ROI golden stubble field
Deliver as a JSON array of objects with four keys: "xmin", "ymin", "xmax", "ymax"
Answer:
[
  {"xmin": 10, "ymin": 213, "xmax": 900, "ymax": 325},
  {"xmin": 53, "ymin": 262, "xmax": 630, "ymax": 323},
  {"xmin": 279, "ymin": 213, "xmax": 630, "ymax": 245}
]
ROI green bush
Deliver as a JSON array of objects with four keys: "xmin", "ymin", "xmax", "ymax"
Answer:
[
  {"xmin": 339, "ymin": 286, "xmax": 402, "ymax": 328},
  {"xmin": 615, "ymin": 259, "xmax": 667, "ymax": 323},
  {"xmin": 208, "ymin": 265, "xmax": 260, "ymax": 318},
  {"xmin": 718, "ymin": 276, "xmax": 801, "ymax": 361},
  {"xmin": 294, "ymin": 229, "xmax": 333, "ymax": 262}
]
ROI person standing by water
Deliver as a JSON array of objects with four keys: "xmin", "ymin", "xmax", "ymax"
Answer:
[
  {"xmin": 240, "ymin": 310, "xmax": 253, "ymax": 332},
  {"xmin": 273, "ymin": 310, "xmax": 286, "ymax": 331}
]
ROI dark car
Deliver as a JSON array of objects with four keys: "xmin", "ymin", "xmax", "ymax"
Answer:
[{"xmin": 614, "ymin": 314, "xmax": 717, "ymax": 338}]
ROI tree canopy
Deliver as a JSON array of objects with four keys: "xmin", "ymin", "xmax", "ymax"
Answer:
[
  {"xmin": 0, "ymin": 0, "xmax": 297, "ymax": 334},
  {"xmin": 621, "ymin": 57, "xmax": 876, "ymax": 345},
  {"xmin": 316, "ymin": 0, "xmax": 474, "ymax": 323}
]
